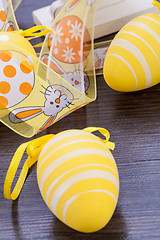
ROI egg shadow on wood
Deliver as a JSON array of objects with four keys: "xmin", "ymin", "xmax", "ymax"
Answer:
[{"xmin": 49, "ymin": 205, "xmax": 127, "ymax": 240}]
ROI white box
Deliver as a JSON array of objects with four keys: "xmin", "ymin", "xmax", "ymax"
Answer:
[{"xmin": 32, "ymin": 0, "xmax": 158, "ymax": 39}]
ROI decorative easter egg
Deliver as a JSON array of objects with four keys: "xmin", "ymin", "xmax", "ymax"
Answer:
[
  {"xmin": 0, "ymin": 32, "xmax": 36, "ymax": 56},
  {"xmin": 0, "ymin": 32, "xmax": 36, "ymax": 109},
  {"xmin": 37, "ymin": 129, "xmax": 119, "ymax": 233},
  {"xmin": 0, "ymin": 0, "xmax": 8, "ymax": 30},
  {"xmin": 48, "ymin": 16, "xmax": 91, "ymax": 64},
  {"xmin": 103, "ymin": 13, "xmax": 160, "ymax": 92}
]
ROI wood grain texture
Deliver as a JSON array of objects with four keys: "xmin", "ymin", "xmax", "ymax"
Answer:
[{"xmin": 0, "ymin": 0, "xmax": 160, "ymax": 239}]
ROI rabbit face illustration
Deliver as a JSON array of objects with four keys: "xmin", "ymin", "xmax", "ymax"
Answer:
[
  {"xmin": 43, "ymin": 85, "xmax": 73, "ymax": 116},
  {"xmin": 42, "ymin": 54, "xmax": 89, "ymax": 93},
  {"xmin": 64, "ymin": 70, "xmax": 89, "ymax": 93},
  {"xmin": 9, "ymin": 84, "xmax": 74, "ymax": 132}
]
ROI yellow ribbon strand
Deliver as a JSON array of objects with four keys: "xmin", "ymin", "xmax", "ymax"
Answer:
[
  {"xmin": 17, "ymin": 26, "xmax": 52, "ymax": 40},
  {"xmin": 33, "ymin": 41, "xmax": 49, "ymax": 49},
  {"xmin": 4, "ymin": 141, "xmax": 30, "ymax": 200},
  {"xmin": 4, "ymin": 134, "xmax": 54, "ymax": 200},
  {"xmin": 152, "ymin": 0, "xmax": 160, "ymax": 10},
  {"xmin": 83, "ymin": 127, "xmax": 115, "ymax": 150}
]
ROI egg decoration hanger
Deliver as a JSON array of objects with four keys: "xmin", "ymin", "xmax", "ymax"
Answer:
[
  {"xmin": 0, "ymin": 0, "xmax": 100, "ymax": 138},
  {"xmin": 4, "ymin": 127, "xmax": 119, "ymax": 233}
]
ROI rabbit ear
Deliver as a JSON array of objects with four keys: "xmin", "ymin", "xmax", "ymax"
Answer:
[
  {"xmin": 37, "ymin": 115, "xmax": 56, "ymax": 133},
  {"xmin": 41, "ymin": 54, "xmax": 65, "ymax": 75},
  {"xmin": 9, "ymin": 106, "xmax": 43, "ymax": 123},
  {"xmin": 95, "ymin": 59, "xmax": 102, "ymax": 71},
  {"xmin": 65, "ymin": 0, "xmax": 81, "ymax": 12}
]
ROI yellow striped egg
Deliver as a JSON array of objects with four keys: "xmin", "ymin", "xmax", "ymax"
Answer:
[
  {"xmin": 103, "ymin": 13, "xmax": 160, "ymax": 92},
  {"xmin": 37, "ymin": 129, "xmax": 119, "ymax": 233}
]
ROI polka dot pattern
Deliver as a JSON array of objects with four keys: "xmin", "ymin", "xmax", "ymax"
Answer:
[
  {"xmin": 0, "ymin": 51, "xmax": 12, "ymax": 62},
  {"xmin": 0, "ymin": 10, "xmax": 6, "ymax": 22},
  {"xmin": 0, "ymin": 35, "xmax": 9, "ymax": 41},
  {"xmin": 0, "ymin": 96, "xmax": 8, "ymax": 109},
  {"xmin": 0, "ymin": 81, "xmax": 11, "ymax": 94},
  {"xmin": 20, "ymin": 60, "xmax": 33, "ymax": 74},
  {"xmin": 0, "ymin": 1, "xmax": 8, "ymax": 30},
  {"xmin": 3, "ymin": 65, "xmax": 16, "ymax": 78},
  {"xmin": 19, "ymin": 82, "xmax": 32, "ymax": 95},
  {"xmin": 0, "ymin": 51, "xmax": 35, "ymax": 108}
]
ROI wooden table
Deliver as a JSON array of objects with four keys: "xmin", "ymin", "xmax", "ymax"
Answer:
[{"xmin": 0, "ymin": 0, "xmax": 160, "ymax": 239}]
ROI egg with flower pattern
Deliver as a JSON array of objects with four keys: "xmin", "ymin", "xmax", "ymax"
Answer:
[
  {"xmin": 48, "ymin": 16, "xmax": 91, "ymax": 64},
  {"xmin": 37, "ymin": 129, "xmax": 119, "ymax": 233}
]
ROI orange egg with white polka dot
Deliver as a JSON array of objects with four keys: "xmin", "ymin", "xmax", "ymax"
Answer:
[
  {"xmin": 48, "ymin": 16, "xmax": 91, "ymax": 64},
  {"xmin": 0, "ymin": 32, "xmax": 36, "ymax": 109}
]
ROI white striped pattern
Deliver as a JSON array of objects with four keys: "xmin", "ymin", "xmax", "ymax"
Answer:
[
  {"xmin": 39, "ymin": 130, "xmax": 93, "ymax": 158},
  {"xmin": 111, "ymin": 38, "xmax": 152, "ymax": 88},
  {"xmin": 46, "ymin": 163, "xmax": 118, "ymax": 204},
  {"xmin": 49, "ymin": 170, "xmax": 119, "ymax": 215},
  {"xmin": 139, "ymin": 15, "xmax": 160, "ymax": 26},
  {"xmin": 120, "ymin": 31, "xmax": 160, "ymax": 64},
  {"xmin": 127, "ymin": 21, "xmax": 160, "ymax": 45},
  {"xmin": 104, "ymin": 14, "xmax": 160, "ymax": 92},
  {"xmin": 107, "ymin": 53, "xmax": 138, "ymax": 89},
  {"xmin": 62, "ymin": 189, "xmax": 117, "ymax": 223},
  {"xmin": 38, "ymin": 138, "xmax": 113, "ymax": 173},
  {"xmin": 39, "ymin": 148, "xmax": 115, "ymax": 189}
]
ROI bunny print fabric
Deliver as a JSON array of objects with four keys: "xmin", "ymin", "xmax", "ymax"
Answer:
[
  {"xmin": 0, "ymin": 0, "xmax": 98, "ymax": 137},
  {"xmin": 9, "ymin": 85, "xmax": 74, "ymax": 131},
  {"xmin": 40, "ymin": 0, "xmax": 98, "ymax": 95},
  {"xmin": 41, "ymin": 54, "xmax": 90, "ymax": 93}
]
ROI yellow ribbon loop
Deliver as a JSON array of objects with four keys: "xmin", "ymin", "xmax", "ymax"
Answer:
[
  {"xmin": 27, "ymin": 135, "xmax": 54, "ymax": 159},
  {"xmin": 3, "ymin": 128, "xmax": 114, "ymax": 200},
  {"xmin": 17, "ymin": 26, "xmax": 52, "ymax": 40},
  {"xmin": 83, "ymin": 127, "xmax": 115, "ymax": 150},
  {"xmin": 152, "ymin": 0, "xmax": 160, "ymax": 10},
  {"xmin": 4, "ymin": 135, "xmax": 54, "ymax": 200}
]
